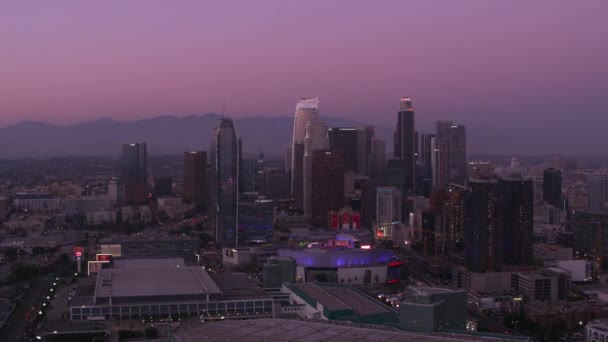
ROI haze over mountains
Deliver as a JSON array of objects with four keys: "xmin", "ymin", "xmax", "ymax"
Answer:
[{"xmin": 0, "ymin": 114, "xmax": 596, "ymax": 159}]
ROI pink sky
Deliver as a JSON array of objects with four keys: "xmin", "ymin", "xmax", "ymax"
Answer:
[{"xmin": 0, "ymin": 0, "xmax": 606, "ymax": 130}]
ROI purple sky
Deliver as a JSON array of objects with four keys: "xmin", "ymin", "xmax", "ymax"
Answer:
[{"xmin": 1, "ymin": 1, "xmax": 607, "ymax": 132}]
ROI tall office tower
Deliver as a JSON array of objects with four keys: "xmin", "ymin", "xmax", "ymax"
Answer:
[
  {"xmin": 210, "ymin": 119, "xmax": 240, "ymax": 247},
  {"xmin": 183, "ymin": 151, "xmax": 207, "ymax": 208},
  {"xmin": 394, "ymin": 97, "xmax": 416, "ymax": 195},
  {"xmin": 572, "ymin": 210, "xmax": 608, "ymax": 270},
  {"xmin": 436, "ymin": 121, "xmax": 467, "ymax": 184},
  {"xmin": 589, "ymin": 173, "xmax": 608, "ymax": 211},
  {"xmin": 291, "ymin": 98, "xmax": 320, "ymax": 210},
  {"xmin": 543, "ymin": 168, "xmax": 562, "ymax": 206},
  {"xmin": 310, "ymin": 150, "xmax": 345, "ymax": 227},
  {"xmin": 445, "ymin": 184, "xmax": 466, "ymax": 250},
  {"xmin": 464, "ymin": 179, "xmax": 502, "ymax": 272},
  {"xmin": 418, "ymin": 133, "xmax": 434, "ymax": 166},
  {"xmin": 240, "ymin": 159, "xmax": 259, "ymax": 193},
  {"xmin": 431, "ymin": 137, "xmax": 450, "ymax": 189},
  {"xmin": 303, "ymin": 121, "xmax": 330, "ymax": 218},
  {"xmin": 357, "ymin": 126, "xmax": 374, "ymax": 176},
  {"xmin": 329, "ymin": 127, "xmax": 359, "ymax": 172},
  {"xmin": 376, "ymin": 187, "xmax": 403, "ymax": 225},
  {"xmin": 122, "ymin": 143, "xmax": 148, "ymax": 204},
  {"xmin": 370, "ymin": 138, "xmax": 386, "ymax": 180},
  {"xmin": 497, "ymin": 161, "xmax": 534, "ymax": 266}
]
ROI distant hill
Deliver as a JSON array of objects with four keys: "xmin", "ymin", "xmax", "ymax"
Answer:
[
  {"xmin": 0, "ymin": 114, "xmax": 393, "ymax": 159},
  {"xmin": 0, "ymin": 114, "xmax": 593, "ymax": 159}
]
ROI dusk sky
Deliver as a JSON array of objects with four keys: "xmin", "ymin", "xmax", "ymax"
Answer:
[{"xmin": 1, "ymin": 1, "xmax": 607, "ymax": 133}]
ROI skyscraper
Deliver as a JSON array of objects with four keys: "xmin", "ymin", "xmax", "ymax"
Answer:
[
  {"xmin": 311, "ymin": 150, "xmax": 345, "ymax": 227},
  {"xmin": 543, "ymin": 168, "xmax": 562, "ymax": 207},
  {"xmin": 431, "ymin": 137, "xmax": 450, "ymax": 189},
  {"xmin": 329, "ymin": 127, "xmax": 359, "ymax": 172},
  {"xmin": 370, "ymin": 138, "xmax": 386, "ymax": 180},
  {"xmin": 210, "ymin": 119, "xmax": 240, "ymax": 247},
  {"xmin": 291, "ymin": 98, "xmax": 320, "ymax": 210},
  {"xmin": 394, "ymin": 97, "xmax": 416, "ymax": 195},
  {"xmin": 357, "ymin": 126, "xmax": 374, "ymax": 176},
  {"xmin": 376, "ymin": 187, "xmax": 403, "ymax": 225},
  {"xmin": 436, "ymin": 121, "xmax": 467, "ymax": 185},
  {"xmin": 183, "ymin": 151, "xmax": 207, "ymax": 211},
  {"xmin": 445, "ymin": 184, "xmax": 466, "ymax": 250},
  {"xmin": 498, "ymin": 163, "xmax": 534, "ymax": 266},
  {"xmin": 122, "ymin": 143, "xmax": 147, "ymax": 204},
  {"xmin": 303, "ymin": 121, "xmax": 330, "ymax": 218},
  {"xmin": 589, "ymin": 173, "xmax": 608, "ymax": 211},
  {"xmin": 464, "ymin": 179, "xmax": 502, "ymax": 272}
]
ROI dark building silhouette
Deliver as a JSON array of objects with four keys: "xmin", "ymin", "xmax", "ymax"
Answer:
[
  {"xmin": 498, "ymin": 176, "xmax": 534, "ymax": 266},
  {"xmin": 464, "ymin": 179, "xmax": 502, "ymax": 272},
  {"xmin": 311, "ymin": 150, "xmax": 345, "ymax": 227},
  {"xmin": 370, "ymin": 138, "xmax": 386, "ymax": 180},
  {"xmin": 183, "ymin": 151, "xmax": 207, "ymax": 211},
  {"xmin": 436, "ymin": 121, "xmax": 467, "ymax": 185},
  {"xmin": 329, "ymin": 127, "xmax": 359, "ymax": 173},
  {"xmin": 264, "ymin": 168, "xmax": 290, "ymax": 200},
  {"xmin": 122, "ymin": 143, "xmax": 147, "ymax": 204},
  {"xmin": 154, "ymin": 177, "xmax": 173, "ymax": 197},
  {"xmin": 543, "ymin": 168, "xmax": 562, "ymax": 206},
  {"xmin": 572, "ymin": 210, "xmax": 608, "ymax": 270},
  {"xmin": 394, "ymin": 97, "xmax": 416, "ymax": 195},
  {"xmin": 357, "ymin": 126, "xmax": 374, "ymax": 176},
  {"xmin": 210, "ymin": 119, "xmax": 240, "ymax": 247}
]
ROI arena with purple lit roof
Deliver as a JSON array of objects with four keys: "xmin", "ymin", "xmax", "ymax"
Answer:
[{"xmin": 277, "ymin": 248, "xmax": 399, "ymax": 285}]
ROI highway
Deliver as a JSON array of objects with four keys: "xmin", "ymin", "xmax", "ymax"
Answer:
[{"xmin": 1, "ymin": 280, "xmax": 50, "ymax": 341}]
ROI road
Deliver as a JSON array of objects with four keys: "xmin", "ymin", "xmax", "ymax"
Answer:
[{"xmin": 1, "ymin": 280, "xmax": 49, "ymax": 341}]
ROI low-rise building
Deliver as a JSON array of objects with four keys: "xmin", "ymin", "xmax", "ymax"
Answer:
[{"xmin": 400, "ymin": 286, "xmax": 467, "ymax": 333}]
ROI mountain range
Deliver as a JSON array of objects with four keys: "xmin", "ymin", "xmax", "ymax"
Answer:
[{"xmin": 0, "ymin": 114, "xmax": 586, "ymax": 159}]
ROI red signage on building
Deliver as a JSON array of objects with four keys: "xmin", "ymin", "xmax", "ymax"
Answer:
[
  {"xmin": 96, "ymin": 254, "xmax": 111, "ymax": 262},
  {"xmin": 342, "ymin": 212, "xmax": 351, "ymax": 230},
  {"xmin": 330, "ymin": 213, "xmax": 340, "ymax": 230},
  {"xmin": 352, "ymin": 213, "xmax": 361, "ymax": 230},
  {"xmin": 73, "ymin": 246, "xmax": 84, "ymax": 258}
]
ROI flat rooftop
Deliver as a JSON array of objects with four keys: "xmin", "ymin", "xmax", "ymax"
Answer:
[
  {"xmin": 112, "ymin": 258, "xmax": 186, "ymax": 269},
  {"xmin": 319, "ymin": 285, "xmax": 391, "ymax": 315},
  {"xmin": 171, "ymin": 318, "xmax": 514, "ymax": 341},
  {"xmin": 209, "ymin": 273, "xmax": 269, "ymax": 300},
  {"xmin": 95, "ymin": 266, "xmax": 220, "ymax": 299},
  {"xmin": 290, "ymin": 283, "xmax": 350, "ymax": 311}
]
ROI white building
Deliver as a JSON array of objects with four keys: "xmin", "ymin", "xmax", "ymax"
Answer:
[{"xmin": 586, "ymin": 319, "xmax": 608, "ymax": 342}]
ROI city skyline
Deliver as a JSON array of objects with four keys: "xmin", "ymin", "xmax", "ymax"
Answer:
[{"xmin": 1, "ymin": 1, "xmax": 606, "ymax": 147}]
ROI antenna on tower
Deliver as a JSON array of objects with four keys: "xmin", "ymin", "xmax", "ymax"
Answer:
[{"xmin": 221, "ymin": 100, "xmax": 227, "ymax": 116}]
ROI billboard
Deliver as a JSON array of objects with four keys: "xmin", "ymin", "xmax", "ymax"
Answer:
[
  {"xmin": 96, "ymin": 254, "xmax": 112, "ymax": 262},
  {"xmin": 74, "ymin": 246, "xmax": 84, "ymax": 261},
  {"xmin": 329, "ymin": 213, "xmax": 339, "ymax": 230},
  {"xmin": 352, "ymin": 213, "xmax": 361, "ymax": 230},
  {"xmin": 342, "ymin": 212, "xmax": 351, "ymax": 230}
]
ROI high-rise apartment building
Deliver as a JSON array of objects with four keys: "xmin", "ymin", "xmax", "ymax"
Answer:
[
  {"xmin": 464, "ymin": 179, "xmax": 502, "ymax": 272},
  {"xmin": 431, "ymin": 137, "xmax": 450, "ymax": 189},
  {"xmin": 310, "ymin": 150, "xmax": 345, "ymax": 227},
  {"xmin": 122, "ymin": 143, "xmax": 148, "ymax": 204},
  {"xmin": 329, "ymin": 127, "xmax": 358, "ymax": 172},
  {"xmin": 183, "ymin": 151, "xmax": 207, "ymax": 211},
  {"xmin": 303, "ymin": 121, "xmax": 330, "ymax": 218},
  {"xmin": 498, "ymin": 165, "xmax": 534, "ymax": 267},
  {"xmin": 210, "ymin": 119, "xmax": 240, "ymax": 247},
  {"xmin": 376, "ymin": 187, "xmax": 402, "ymax": 225},
  {"xmin": 394, "ymin": 97, "xmax": 416, "ymax": 195},
  {"xmin": 291, "ymin": 98, "xmax": 320, "ymax": 210},
  {"xmin": 445, "ymin": 184, "xmax": 467, "ymax": 249},
  {"xmin": 543, "ymin": 168, "xmax": 562, "ymax": 207},
  {"xmin": 436, "ymin": 121, "xmax": 467, "ymax": 185}
]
